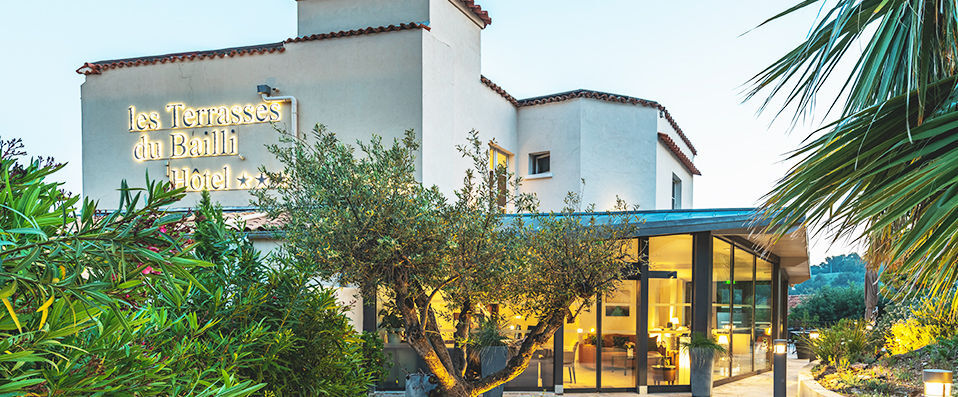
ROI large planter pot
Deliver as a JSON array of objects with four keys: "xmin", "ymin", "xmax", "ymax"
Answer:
[
  {"xmin": 481, "ymin": 346, "xmax": 508, "ymax": 397},
  {"xmin": 795, "ymin": 336, "xmax": 812, "ymax": 360},
  {"xmin": 405, "ymin": 373, "xmax": 437, "ymax": 397},
  {"xmin": 386, "ymin": 330, "xmax": 402, "ymax": 345},
  {"xmin": 689, "ymin": 347, "xmax": 716, "ymax": 397}
]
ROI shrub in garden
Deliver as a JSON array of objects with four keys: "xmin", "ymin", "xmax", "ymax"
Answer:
[
  {"xmin": 187, "ymin": 191, "xmax": 385, "ymax": 396},
  {"xmin": 809, "ymin": 319, "xmax": 882, "ymax": 367},
  {"xmin": 0, "ymin": 138, "xmax": 385, "ymax": 396},
  {"xmin": 0, "ymin": 141, "xmax": 263, "ymax": 396},
  {"xmin": 877, "ymin": 299, "xmax": 958, "ymax": 356}
]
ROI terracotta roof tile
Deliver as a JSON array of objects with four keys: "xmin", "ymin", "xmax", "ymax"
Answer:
[
  {"xmin": 480, "ymin": 77, "xmax": 698, "ymax": 156},
  {"xmin": 285, "ymin": 22, "xmax": 430, "ymax": 44},
  {"xmin": 76, "ymin": 42, "xmax": 286, "ymax": 75},
  {"xmin": 520, "ymin": 90, "xmax": 697, "ymax": 155},
  {"xmin": 480, "ymin": 75, "xmax": 518, "ymax": 106},
  {"xmin": 77, "ymin": 23, "xmax": 431, "ymax": 75},
  {"xmin": 457, "ymin": 0, "xmax": 492, "ymax": 26},
  {"xmin": 657, "ymin": 132, "xmax": 701, "ymax": 176}
]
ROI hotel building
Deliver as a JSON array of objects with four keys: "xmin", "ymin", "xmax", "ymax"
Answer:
[{"xmin": 77, "ymin": 0, "xmax": 809, "ymax": 394}]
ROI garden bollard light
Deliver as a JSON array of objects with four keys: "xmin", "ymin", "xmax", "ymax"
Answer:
[
  {"xmin": 924, "ymin": 369, "xmax": 953, "ymax": 397},
  {"xmin": 774, "ymin": 339, "xmax": 787, "ymax": 397}
]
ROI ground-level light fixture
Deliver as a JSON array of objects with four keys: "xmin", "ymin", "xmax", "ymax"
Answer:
[
  {"xmin": 774, "ymin": 339, "xmax": 787, "ymax": 355},
  {"xmin": 924, "ymin": 369, "xmax": 953, "ymax": 397},
  {"xmin": 774, "ymin": 339, "xmax": 787, "ymax": 397}
]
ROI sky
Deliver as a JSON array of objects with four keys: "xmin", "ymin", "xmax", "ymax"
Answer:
[{"xmin": 0, "ymin": 0, "xmax": 860, "ymax": 265}]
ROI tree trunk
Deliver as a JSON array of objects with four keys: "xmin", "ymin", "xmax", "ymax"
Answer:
[{"xmin": 864, "ymin": 269, "xmax": 879, "ymax": 322}]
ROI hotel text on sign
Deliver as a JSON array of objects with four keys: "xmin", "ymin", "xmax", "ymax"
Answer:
[{"xmin": 127, "ymin": 101, "xmax": 283, "ymax": 192}]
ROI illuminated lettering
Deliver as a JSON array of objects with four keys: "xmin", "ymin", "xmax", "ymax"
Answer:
[
  {"xmin": 129, "ymin": 106, "xmax": 162, "ymax": 132},
  {"xmin": 269, "ymin": 103, "xmax": 281, "ymax": 121},
  {"xmin": 132, "ymin": 135, "xmax": 162, "ymax": 161},
  {"xmin": 145, "ymin": 101, "xmax": 283, "ymax": 131},
  {"xmin": 168, "ymin": 130, "xmax": 238, "ymax": 159},
  {"xmin": 167, "ymin": 166, "xmax": 233, "ymax": 192},
  {"xmin": 166, "ymin": 103, "xmax": 184, "ymax": 128},
  {"xmin": 255, "ymin": 104, "xmax": 269, "ymax": 122},
  {"xmin": 183, "ymin": 108, "xmax": 197, "ymax": 127},
  {"xmin": 230, "ymin": 105, "xmax": 242, "ymax": 124}
]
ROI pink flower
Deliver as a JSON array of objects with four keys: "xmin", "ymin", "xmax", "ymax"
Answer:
[
  {"xmin": 159, "ymin": 226, "xmax": 167, "ymax": 234},
  {"xmin": 141, "ymin": 266, "xmax": 154, "ymax": 275},
  {"xmin": 148, "ymin": 246, "xmax": 160, "ymax": 253}
]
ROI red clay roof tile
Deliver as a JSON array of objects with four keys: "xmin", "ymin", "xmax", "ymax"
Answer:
[
  {"xmin": 77, "ymin": 23, "xmax": 431, "ymax": 75},
  {"xmin": 658, "ymin": 132, "xmax": 701, "ymax": 176},
  {"xmin": 457, "ymin": 0, "xmax": 491, "ymax": 26},
  {"xmin": 481, "ymin": 76, "xmax": 698, "ymax": 156}
]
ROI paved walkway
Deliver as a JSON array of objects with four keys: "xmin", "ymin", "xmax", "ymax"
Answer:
[
  {"xmin": 379, "ymin": 357, "xmax": 811, "ymax": 397},
  {"xmin": 500, "ymin": 357, "xmax": 810, "ymax": 397}
]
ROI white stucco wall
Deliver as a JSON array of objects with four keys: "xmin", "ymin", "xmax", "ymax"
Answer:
[
  {"xmin": 578, "ymin": 100, "xmax": 659, "ymax": 211},
  {"xmin": 81, "ymin": 30, "xmax": 425, "ymax": 209},
  {"xmin": 516, "ymin": 101, "xmax": 582, "ymax": 212},
  {"xmin": 655, "ymin": 113, "xmax": 695, "ymax": 209},
  {"xmin": 655, "ymin": 143, "xmax": 695, "ymax": 209},
  {"xmin": 420, "ymin": 0, "xmax": 515, "ymax": 197},
  {"xmin": 296, "ymin": 0, "xmax": 429, "ymax": 36}
]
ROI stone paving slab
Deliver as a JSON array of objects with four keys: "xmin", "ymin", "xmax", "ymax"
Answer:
[{"xmin": 378, "ymin": 357, "xmax": 811, "ymax": 397}]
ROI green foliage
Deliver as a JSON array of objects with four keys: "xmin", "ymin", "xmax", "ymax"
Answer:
[
  {"xmin": 752, "ymin": 0, "xmax": 958, "ymax": 315},
  {"xmin": 470, "ymin": 315, "xmax": 509, "ymax": 348},
  {"xmin": 252, "ymin": 125, "xmax": 638, "ymax": 395},
  {"xmin": 681, "ymin": 332, "xmax": 728, "ymax": 354},
  {"xmin": 809, "ymin": 319, "xmax": 882, "ymax": 367},
  {"xmin": 187, "ymin": 191, "xmax": 382, "ymax": 396},
  {"xmin": 790, "ymin": 284, "xmax": 866, "ymax": 328},
  {"xmin": 791, "ymin": 254, "xmax": 866, "ymax": 295},
  {"xmin": 876, "ymin": 298, "xmax": 958, "ymax": 355},
  {"xmin": 884, "ymin": 318, "xmax": 936, "ymax": 355},
  {"xmin": 0, "ymin": 138, "xmax": 384, "ymax": 396},
  {"xmin": 0, "ymin": 141, "xmax": 263, "ymax": 395}
]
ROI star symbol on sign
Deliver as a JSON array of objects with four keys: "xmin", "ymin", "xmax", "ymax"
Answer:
[
  {"xmin": 256, "ymin": 174, "xmax": 268, "ymax": 186},
  {"xmin": 237, "ymin": 174, "xmax": 249, "ymax": 187}
]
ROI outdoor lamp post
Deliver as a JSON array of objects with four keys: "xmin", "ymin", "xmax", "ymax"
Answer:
[
  {"xmin": 774, "ymin": 339, "xmax": 787, "ymax": 397},
  {"xmin": 924, "ymin": 369, "xmax": 953, "ymax": 397}
]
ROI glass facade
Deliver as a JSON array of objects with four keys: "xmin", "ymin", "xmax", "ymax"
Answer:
[
  {"xmin": 647, "ymin": 235, "xmax": 692, "ymax": 387},
  {"xmin": 601, "ymin": 281, "xmax": 639, "ymax": 388},
  {"xmin": 375, "ymin": 233, "xmax": 782, "ymax": 392},
  {"xmin": 731, "ymin": 249, "xmax": 754, "ymax": 376},
  {"xmin": 711, "ymin": 238, "xmax": 732, "ymax": 379},
  {"xmin": 562, "ymin": 300, "xmax": 597, "ymax": 389},
  {"xmin": 754, "ymin": 259, "xmax": 773, "ymax": 371},
  {"xmin": 710, "ymin": 238, "xmax": 777, "ymax": 380}
]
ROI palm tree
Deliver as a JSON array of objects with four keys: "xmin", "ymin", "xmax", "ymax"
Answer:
[{"xmin": 749, "ymin": 0, "xmax": 958, "ymax": 315}]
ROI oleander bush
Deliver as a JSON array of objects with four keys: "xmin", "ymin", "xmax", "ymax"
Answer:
[{"xmin": 0, "ymin": 139, "xmax": 384, "ymax": 396}]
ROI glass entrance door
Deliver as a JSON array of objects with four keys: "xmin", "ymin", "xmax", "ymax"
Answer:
[
  {"xmin": 646, "ymin": 235, "xmax": 693, "ymax": 389},
  {"xmin": 600, "ymin": 280, "xmax": 639, "ymax": 389}
]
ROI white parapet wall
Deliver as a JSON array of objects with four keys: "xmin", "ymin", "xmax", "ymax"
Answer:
[{"xmin": 797, "ymin": 361, "xmax": 844, "ymax": 397}]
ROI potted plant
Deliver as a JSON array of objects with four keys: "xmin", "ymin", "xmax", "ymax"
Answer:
[
  {"xmin": 405, "ymin": 370, "xmax": 438, "ymax": 397},
  {"xmin": 682, "ymin": 332, "xmax": 727, "ymax": 397},
  {"xmin": 472, "ymin": 316, "xmax": 509, "ymax": 397},
  {"xmin": 379, "ymin": 307, "xmax": 405, "ymax": 344}
]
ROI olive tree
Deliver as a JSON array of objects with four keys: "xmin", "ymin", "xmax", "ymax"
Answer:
[{"xmin": 254, "ymin": 126, "xmax": 637, "ymax": 397}]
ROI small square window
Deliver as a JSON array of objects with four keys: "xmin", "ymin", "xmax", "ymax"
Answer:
[{"xmin": 530, "ymin": 152, "xmax": 550, "ymax": 175}]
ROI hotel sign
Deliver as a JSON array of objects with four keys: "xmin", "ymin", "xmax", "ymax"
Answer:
[{"xmin": 127, "ymin": 101, "xmax": 282, "ymax": 192}]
